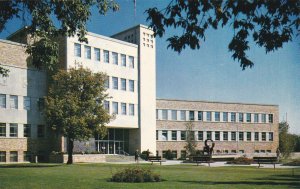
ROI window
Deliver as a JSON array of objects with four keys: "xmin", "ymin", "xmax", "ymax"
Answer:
[
  {"xmin": 103, "ymin": 50, "xmax": 109, "ymax": 63},
  {"xmin": 37, "ymin": 98, "xmax": 45, "ymax": 111},
  {"xmin": 223, "ymin": 112, "xmax": 228, "ymax": 122},
  {"xmin": 247, "ymin": 132, "xmax": 251, "ymax": 141},
  {"xmin": 268, "ymin": 114, "xmax": 273, "ymax": 123},
  {"xmin": 198, "ymin": 131, "xmax": 203, "ymax": 141},
  {"xmin": 269, "ymin": 132, "xmax": 273, "ymax": 141},
  {"xmin": 162, "ymin": 151, "xmax": 167, "ymax": 158},
  {"xmin": 10, "ymin": 95, "xmax": 18, "ymax": 109},
  {"xmin": 129, "ymin": 104, "xmax": 134, "ymax": 116},
  {"xmin": 84, "ymin": 45, "xmax": 91, "ymax": 59},
  {"xmin": 180, "ymin": 131, "xmax": 186, "ymax": 140},
  {"xmin": 171, "ymin": 110, "xmax": 177, "ymax": 120},
  {"xmin": 231, "ymin": 132, "xmax": 236, "ymax": 141},
  {"xmin": 215, "ymin": 131, "xmax": 220, "ymax": 141},
  {"xmin": 24, "ymin": 124, "xmax": 31, "ymax": 137},
  {"xmin": 112, "ymin": 52, "xmax": 118, "ymax": 65},
  {"xmin": 104, "ymin": 101, "xmax": 110, "ymax": 112},
  {"xmin": 254, "ymin": 114, "xmax": 259, "ymax": 123},
  {"xmin": 171, "ymin": 131, "xmax": 177, "ymax": 140},
  {"xmin": 0, "ymin": 123, "xmax": 6, "ymax": 137},
  {"xmin": 223, "ymin": 132, "xmax": 228, "ymax": 141},
  {"xmin": 156, "ymin": 130, "xmax": 158, "ymax": 140},
  {"xmin": 129, "ymin": 56, "xmax": 134, "ymax": 68},
  {"xmin": 10, "ymin": 151, "xmax": 18, "ymax": 162},
  {"xmin": 121, "ymin": 54, "xmax": 126, "ymax": 67},
  {"xmin": 239, "ymin": 132, "xmax": 244, "ymax": 141},
  {"xmin": 94, "ymin": 48, "xmax": 100, "ymax": 61},
  {"xmin": 162, "ymin": 110, "xmax": 168, "ymax": 120},
  {"xmin": 112, "ymin": 102, "xmax": 118, "ymax": 114},
  {"xmin": 207, "ymin": 131, "xmax": 212, "ymax": 140},
  {"xmin": 261, "ymin": 114, "xmax": 266, "ymax": 123},
  {"xmin": 74, "ymin": 43, "xmax": 81, "ymax": 57},
  {"xmin": 0, "ymin": 94, "xmax": 6, "ymax": 108},
  {"xmin": 156, "ymin": 109, "xmax": 158, "ymax": 119},
  {"xmin": 112, "ymin": 77, "xmax": 118, "ymax": 89},
  {"xmin": 255, "ymin": 132, "xmax": 259, "ymax": 141},
  {"xmin": 162, "ymin": 130, "xmax": 168, "ymax": 141},
  {"xmin": 121, "ymin": 78, "xmax": 126, "ymax": 91},
  {"xmin": 105, "ymin": 76, "xmax": 109, "ymax": 89},
  {"xmin": 23, "ymin": 96, "xmax": 30, "ymax": 110},
  {"xmin": 172, "ymin": 151, "xmax": 177, "ymax": 159},
  {"xmin": 262, "ymin": 132, "xmax": 266, "ymax": 141},
  {"xmin": 189, "ymin": 111, "xmax": 194, "ymax": 121},
  {"xmin": 246, "ymin": 113, "xmax": 251, "ymax": 122},
  {"xmin": 198, "ymin": 111, "xmax": 203, "ymax": 121},
  {"xmin": 0, "ymin": 151, "xmax": 6, "ymax": 162},
  {"xmin": 206, "ymin": 111, "xmax": 211, "ymax": 121},
  {"xmin": 239, "ymin": 150, "xmax": 244, "ymax": 154},
  {"xmin": 239, "ymin": 113, "xmax": 243, "ymax": 122},
  {"xmin": 129, "ymin": 80, "xmax": 134, "ymax": 92},
  {"xmin": 215, "ymin": 112, "xmax": 220, "ymax": 121},
  {"xmin": 231, "ymin": 112, "xmax": 236, "ymax": 122},
  {"xmin": 24, "ymin": 151, "xmax": 31, "ymax": 162},
  {"xmin": 10, "ymin": 123, "xmax": 18, "ymax": 137},
  {"xmin": 121, "ymin": 103, "xmax": 126, "ymax": 115},
  {"xmin": 231, "ymin": 150, "xmax": 237, "ymax": 153},
  {"xmin": 37, "ymin": 125, "xmax": 45, "ymax": 138},
  {"xmin": 180, "ymin": 150, "xmax": 186, "ymax": 159},
  {"xmin": 180, "ymin": 110, "xmax": 186, "ymax": 121}
]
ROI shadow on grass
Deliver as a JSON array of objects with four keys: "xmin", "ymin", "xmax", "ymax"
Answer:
[{"xmin": 0, "ymin": 163, "xmax": 63, "ymax": 168}]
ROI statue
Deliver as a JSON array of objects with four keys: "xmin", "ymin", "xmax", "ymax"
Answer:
[{"xmin": 203, "ymin": 139, "xmax": 215, "ymax": 156}]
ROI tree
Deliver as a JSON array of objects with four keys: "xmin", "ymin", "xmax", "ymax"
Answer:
[
  {"xmin": 0, "ymin": 0, "xmax": 119, "ymax": 76},
  {"xmin": 146, "ymin": 0, "xmax": 300, "ymax": 70},
  {"xmin": 45, "ymin": 67, "xmax": 111, "ymax": 164},
  {"xmin": 184, "ymin": 121, "xmax": 197, "ymax": 156},
  {"xmin": 279, "ymin": 121, "xmax": 296, "ymax": 158}
]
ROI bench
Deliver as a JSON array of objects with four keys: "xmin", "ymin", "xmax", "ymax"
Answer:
[
  {"xmin": 192, "ymin": 155, "xmax": 213, "ymax": 167},
  {"xmin": 253, "ymin": 157, "xmax": 279, "ymax": 169},
  {"xmin": 148, "ymin": 156, "xmax": 164, "ymax": 165}
]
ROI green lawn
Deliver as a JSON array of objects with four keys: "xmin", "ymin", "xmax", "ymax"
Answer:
[{"xmin": 0, "ymin": 163, "xmax": 299, "ymax": 189}]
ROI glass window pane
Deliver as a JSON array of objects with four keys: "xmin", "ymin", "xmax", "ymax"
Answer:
[
  {"xmin": 121, "ymin": 103, "xmax": 126, "ymax": 115},
  {"xmin": 0, "ymin": 123, "xmax": 6, "ymax": 137},
  {"xmin": 104, "ymin": 50, "xmax": 109, "ymax": 63},
  {"xmin": 10, "ymin": 123, "xmax": 18, "ymax": 137},
  {"xmin": 10, "ymin": 95, "xmax": 18, "ymax": 109},
  {"xmin": 84, "ymin": 46, "xmax": 91, "ymax": 59},
  {"xmin": 94, "ymin": 48, "xmax": 100, "ymax": 61},
  {"xmin": 0, "ymin": 94, "xmax": 6, "ymax": 108},
  {"xmin": 23, "ymin": 96, "xmax": 30, "ymax": 110},
  {"xmin": 24, "ymin": 124, "xmax": 31, "ymax": 137},
  {"xmin": 129, "ymin": 56, "xmax": 134, "ymax": 68},
  {"xmin": 129, "ymin": 104, "xmax": 134, "ymax": 116},
  {"xmin": 121, "ymin": 54, "xmax": 126, "ymax": 66},
  {"xmin": 112, "ymin": 102, "xmax": 118, "ymax": 114},
  {"xmin": 112, "ymin": 52, "xmax": 118, "ymax": 65},
  {"xmin": 74, "ymin": 43, "xmax": 81, "ymax": 57},
  {"xmin": 121, "ymin": 78, "xmax": 126, "ymax": 91}
]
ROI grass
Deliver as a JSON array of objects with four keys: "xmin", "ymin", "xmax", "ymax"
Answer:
[{"xmin": 0, "ymin": 163, "xmax": 299, "ymax": 189}]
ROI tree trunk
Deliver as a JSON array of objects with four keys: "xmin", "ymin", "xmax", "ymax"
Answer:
[{"xmin": 67, "ymin": 137, "xmax": 74, "ymax": 164}]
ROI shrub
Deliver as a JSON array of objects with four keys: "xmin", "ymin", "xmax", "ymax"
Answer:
[
  {"xmin": 111, "ymin": 167, "xmax": 161, "ymax": 182},
  {"xmin": 282, "ymin": 159, "xmax": 300, "ymax": 166},
  {"xmin": 227, "ymin": 157, "xmax": 254, "ymax": 165}
]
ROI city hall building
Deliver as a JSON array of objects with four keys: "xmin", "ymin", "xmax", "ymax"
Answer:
[{"xmin": 0, "ymin": 25, "xmax": 278, "ymax": 163}]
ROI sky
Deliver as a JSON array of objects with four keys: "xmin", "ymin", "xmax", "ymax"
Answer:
[{"xmin": 1, "ymin": 0, "xmax": 299, "ymax": 134}]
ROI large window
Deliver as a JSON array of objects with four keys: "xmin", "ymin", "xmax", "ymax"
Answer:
[
  {"xmin": 180, "ymin": 110, "xmax": 186, "ymax": 121},
  {"xmin": 215, "ymin": 112, "xmax": 220, "ymax": 122},
  {"xmin": 207, "ymin": 131, "xmax": 212, "ymax": 140},
  {"xmin": 74, "ymin": 43, "xmax": 81, "ymax": 57},
  {"xmin": 254, "ymin": 114, "xmax": 259, "ymax": 123},
  {"xmin": 161, "ymin": 130, "xmax": 168, "ymax": 141},
  {"xmin": 262, "ymin": 132, "xmax": 266, "ymax": 141},
  {"xmin": 180, "ymin": 131, "xmax": 186, "ymax": 140},
  {"xmin": 0, "ymin": 151, "xmax": 6, "ymax": 162},
  {"xmin": 129, "ymin": 104, "xmax": 134, "ymax": 116},
  {"xmin": 246, "ymin": 113, "xmax": 251, "ymax": 122},
  {"xmin": 10, "ymin": 123, "xmax": 18, "ymax": 137},
  {"xmin": 24, "ymin": 124, "xmax": 31, "ymax": 137},
  {"xmin": 223, "ymin": 112, "xmax": 228, "ymax": 122},
  {"xmin": 247, "ymin": 132, "xmax": 251, "ymax": 141},
  {"xmin": 239, "ymin": 113, "xmax": 244, "ymax": 122},
  {"xmin": 10, "ymin": 151, "xmax": 18, "ymax": 162},
  {"xmin": 121, "ymin": 78, "xmax": 126, "ymax": 91},
  {"xmin": 198, "ymin": 131, "xmax": 203, "ymax": 141},
  {"xmin": 255, "ymin": 132, "xmax": 259, "ymax": 141},
  {"xmin": 84, "ymin": 45, "xmax": 91, "ymax": 59},
  {"xmin": 112, "ymin": 52, "xmax": 118, "ymax": 65},
  {"xmin": 223, "ymin": 132, "xmax": 228, "ymax": 141},
  {"xmin": 103, "ymin": 50, "xmax": 109, "ymax": 63},
  {"xmin": 104, "ymin": 101, "xmax": 110, "ymax": 112},
  {"xmin": 105, "ymin": 76, "xmax": 109, "ymax": 89},
  {"xmin": 112, "ymin": 77, "xmax": 118, "ymax": 90},
  {"xmin": 171, "ymin": 131, "xmax": 177, "ymax": 140},
  {"xmin": 171, "ymin": 110, "xmax": 177, "ymax": 120},
  {"xmin": 0, "ymin": 94, "xmax": 6, "ymax": 108},
  {"xmin": 215, "ymin": 131, "xmax": 220, "ymax": 141},
  {"xmin": 112, "ymin": 102, "xmax": 118, "ymax": 114},
  {"xmin": 23, "ymin": 96, "xmax": 30, "ymax": 110},
  {"xmin": 261, "ymin": 114, "xmax": 266, "ymax": 123},
  {"xmin": 269, "ymin": 132, "xmax": 273, "ymax": 141},
  {"xmin": 231, "ymin": 132, "xmax": 236, "ymax": 141},
  {"xmin": 268, "ymin": 114, "xmax": 273, "ymax": 123},
  {"xmin": 162, "ymin": 109, "xmax": 168, "ymax": 120},
  {"xmin": 239, "ymin": 132, "xmax": 244, "ymax": 141},
  {"xmin": 94, "ymin": 48, "xmax": 100, "ymax": 61},
  {"xmin": 206, "ymin": 111, "xmax": 211, "ymax": 121},
  {"xmin": 231, "ymin": 112, "xmax": 236, "ymax": 122},
  {"xmin": 0, "ymin": 123, "xmax": 6, "ymax": 137},
  {"xmin": 198, "ymin": 111, "xmax": 203, "ymax": 121},
  {"xmin": 10, "ymin": 95, "xmax": 18, "ymax": 109},
  {"xmin": 129, "ymin": 56, "xmax": 134, "ymax": 68},
  {"xmin": 189, "ymin": 111, "xmax": 194, "ymax": 121},
  {"xmin": 37, "ymin": 125, "xmax": 45, "ymax": 138},
  {"xmin": 121, "ymin": 54, "xmax": 126, "ymax": 67},
  {"xmin": 121, "ymin": 103, "xmax": 126, "ymax": 115},
  {"xmin": 129, "ymin": 80, "xmax": 134, "ymax": 92}
]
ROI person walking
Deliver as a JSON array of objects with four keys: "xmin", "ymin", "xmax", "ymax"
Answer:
[{"xmin": 135, "ymin": 149, "xmax": 139, "ymax": 163}]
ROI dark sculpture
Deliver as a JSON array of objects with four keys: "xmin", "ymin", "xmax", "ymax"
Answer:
[{"xmin": 203, "ymin": 139, "xmax": 215, "ymax": 156}]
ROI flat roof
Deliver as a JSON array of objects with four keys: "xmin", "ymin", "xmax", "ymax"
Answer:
[
  {"xmin": 111, "ymin": 24, "xmax": 152, "ymax": 37},
  {"xmin": 156, "ymin": 98, "xmax": 278, "ymax": 107},
  {"xmin": 0, "ymin": 39, "xmax": 26, "ymax": 47}
]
